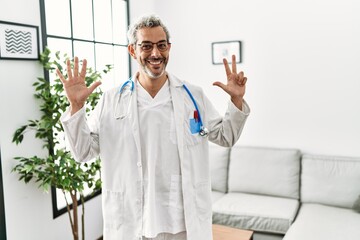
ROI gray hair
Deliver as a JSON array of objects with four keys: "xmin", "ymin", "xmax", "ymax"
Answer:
[{"xmin": 127, "ymin": 14, "xmax": 171, "ymax": 45}]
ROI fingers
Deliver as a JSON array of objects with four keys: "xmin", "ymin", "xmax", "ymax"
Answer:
[
  {"xmin": 60, "ymin": 57, "xmax": 86, "ymax": 81},
  {"xmin": 237, "ymin": 72, "xmax": 244, "ymax": 84},
  {"xmin": 80, "ymin": 59, "xmax": 87, "ymax": 79},
  {"xmin": 66, "ymin": 59, "xmax": 73, "ymax": 80},
  {"xmin": 232, "ymin": 55, "xmax": 237, "ymax": 73},
  {"xmin": 73, "ymin": 57, "xmax": 79, "ymax": 77},
  {"xmin": 223, "ymin": 58, "xmax": 231, "ymax": 77},
  {"xmin": 240, "ymin": 77, "xmax": 247, "ymax": 86},
  {"xmin": 233, "ymin": 70, "xmax": 248, "ymax": 85},
  {"xmin": 56, "ymin": 68, "xmax": 66, "ymax": 84},
  {"xmin": 224, "ymin": 55, "xmax": 238, "ymax": 76},
  {"xmin": 73, "ymin": 57, "xmax": 87, "ymax": 79}
]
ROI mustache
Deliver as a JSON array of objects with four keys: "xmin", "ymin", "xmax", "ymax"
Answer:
[{"xmin": 145, "ymin": 56, "xmax": 166, "ymax": 61}]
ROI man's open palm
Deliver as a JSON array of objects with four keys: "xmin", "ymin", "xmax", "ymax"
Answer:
[{"xmin": 56, "ymin": 57, "xmax": 101, "ymax": 114}]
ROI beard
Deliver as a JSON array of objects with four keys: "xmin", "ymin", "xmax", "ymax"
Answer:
[{"xmin": 140, "ymin": 56, "xmax": 168, "ymax": 79}]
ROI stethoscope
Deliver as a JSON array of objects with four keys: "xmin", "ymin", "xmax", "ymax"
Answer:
[
  {"xmin": 114, "ymin": 77, "xmax": 209, "ymax": 137},
  {"xmin": 182, "ymin": 84, "xmax": 209, "ymax": 137}
]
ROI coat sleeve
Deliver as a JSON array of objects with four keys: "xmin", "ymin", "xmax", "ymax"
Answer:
[
  {"xmin": 203, "ymin": 92, "xmax": 250, "ymax": 147},
  {"xmin": 60, "ymin": 94, "xmax": 105, "ymax": 162}
]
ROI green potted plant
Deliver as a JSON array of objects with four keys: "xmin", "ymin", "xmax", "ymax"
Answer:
[{"xmin": 12, "ymin": 47, "xmax": 111, "ymax": 240}]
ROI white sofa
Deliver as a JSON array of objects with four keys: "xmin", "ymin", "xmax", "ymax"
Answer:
[{"xmin": 210, "ymin": 145, "xmax": 360, "ymax": 240}]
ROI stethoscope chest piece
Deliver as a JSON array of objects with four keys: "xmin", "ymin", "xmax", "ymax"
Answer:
[{"xmin": 199, "ymin": 126, "xmax": 209, "ymax": 137}]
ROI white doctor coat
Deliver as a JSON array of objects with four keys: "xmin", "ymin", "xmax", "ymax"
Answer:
[{"xmin": 61, "ymin": 73, "xmax": 250, "ymax": 240}]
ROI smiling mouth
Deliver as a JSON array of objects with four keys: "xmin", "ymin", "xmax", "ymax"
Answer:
[{"xmin": 146, "ymin": 58, "xmax": 164, "ymax": 66}]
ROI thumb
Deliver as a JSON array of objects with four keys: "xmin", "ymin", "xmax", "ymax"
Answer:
[
  {"xmin": 213, "ymin": 81, "xmax": 228, "ymax": 92},
  {"xmin": 88, "ymin": 81, "xmax": 102, "ymax": 93}
]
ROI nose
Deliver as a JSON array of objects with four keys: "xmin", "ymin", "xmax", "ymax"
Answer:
[{"xmin": 150, "ymin": 44, "xmax": 161, "ymax": 57}]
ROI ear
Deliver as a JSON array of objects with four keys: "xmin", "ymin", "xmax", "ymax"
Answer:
[{"xmin": 128, "ymin": 44, "xmax": 137, "ymax": 59}]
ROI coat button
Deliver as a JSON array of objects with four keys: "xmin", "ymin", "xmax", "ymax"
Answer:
[{"xmin": 137, "ymin": 162, "xmax": 142, "ymax": 167}]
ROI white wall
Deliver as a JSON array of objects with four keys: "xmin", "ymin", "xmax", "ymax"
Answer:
[
  {"xmin": 130, "ymin": 0, "xmax": 360, "ymax": 157},
  {"xmin": 0, "ymin": 0, "xmax": 102, "ymax": 239},
  {"xmin": 1, "ymin": 0, "xmax": 359, "ymax": 238}
]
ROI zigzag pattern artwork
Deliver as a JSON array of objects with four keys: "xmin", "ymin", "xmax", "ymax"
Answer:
[{"xmin": 4, "ymin": 29, "xmax": 32, "ymax": 55}]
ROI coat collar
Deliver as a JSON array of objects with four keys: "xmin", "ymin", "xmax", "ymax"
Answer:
[
  {"xmin": 131, "ymin": 71, "xmax": 184, "ymax": 88},
  {"xmin": 167, "ymin": 72, "xmax": 184, "ymax": 88}
]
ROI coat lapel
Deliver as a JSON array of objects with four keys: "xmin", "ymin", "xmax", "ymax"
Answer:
[
  {"xmin": 169, "ymin": 74, "xmax": 185, "ymax": 161},
  {"xmin": 128, "ymin": 75, "xmax": 142, "ymax": 156}
]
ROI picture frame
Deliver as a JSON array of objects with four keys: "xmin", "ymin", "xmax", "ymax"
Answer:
[
  {"xmin": 212, "ymin": 40, "xmax": 241, "ymax": 65},
  {"xmin": 0, "ymin": 21, "xmax": 39, "ymax": 60}
]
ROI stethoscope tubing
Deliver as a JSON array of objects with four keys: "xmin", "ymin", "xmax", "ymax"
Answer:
[
  {"xmin": 120, "ymin": 79, "xmax": 134, "ymax": 92},
  {"xmin": 115, "ymin": 78, "xmax": 208, "ymax": 137},
  {"xmin": 182, "ymin": 84, "xmax": 204, "ymax": 127},
  {"xmin": 114, "ymin": 77, "xmax": 134, "ymax": 119}
]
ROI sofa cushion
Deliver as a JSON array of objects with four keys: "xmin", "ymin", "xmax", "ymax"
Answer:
[
  {"xmin": 211, "ymin": 190, "xmax": 226, "ymax": 204},
  {"xmin": 353, "ymin": 195, "xmax": 360, "ymax": 212},
  {"xmin": 209, "ymin": 144, "xmax": 231, "ymax": 193},
  {"xmin": 301, "ymin": 154, "xmax": 360, "ymax": 208},
  {"xmin": 228, "ymin": 146, "xmax": 301, "ymax": 199},
  {"xmin": 212, "ymin": 192, "xmax": 300, "ymax": 234},
  {"xmin": 283, "ymin": 203, "xmax": 360, "ymax": 240}
]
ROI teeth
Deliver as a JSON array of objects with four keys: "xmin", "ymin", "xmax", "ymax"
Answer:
[{"xmin": 147, "ymin": 60, "xmax": 162, "ymax": 65}]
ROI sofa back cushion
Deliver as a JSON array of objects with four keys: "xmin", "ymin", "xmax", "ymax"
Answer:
[
  {"xmin": 301, "ymin": 154, "xmax": 360, "ymax": 208},
  {"xmin": 209, "ymin": 144, "xmax": 231, "ymax": 193},
  {"xmin": 228, "ymin": 146, "xmax": 301, "ymax": 199}
]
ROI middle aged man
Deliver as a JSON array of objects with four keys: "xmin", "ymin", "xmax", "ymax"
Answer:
[{"xmin": 58, "ymin": 14, "xmax": 250, "ymax": 240}]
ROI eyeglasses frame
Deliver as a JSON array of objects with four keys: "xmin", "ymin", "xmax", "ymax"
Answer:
[{"xmin": 136, "ymin": 40, "xmax": 171, "ymax": 52}]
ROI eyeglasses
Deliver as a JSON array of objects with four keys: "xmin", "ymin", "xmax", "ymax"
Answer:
[{"xmin": 137, "ymin": 40, "xmax": 170, "ymax": 52}]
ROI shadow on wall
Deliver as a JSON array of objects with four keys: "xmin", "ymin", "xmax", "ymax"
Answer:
[{"xmin": 0, "ymin": 147, "xmax": 7, "ymax": 240}]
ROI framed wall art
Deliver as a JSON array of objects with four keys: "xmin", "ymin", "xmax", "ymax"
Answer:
[
  {"xmin": 0, "ymin": 21, "xmax": 39, "ymax": 60},
  {"xmin": 212, "ymin": 40, "xmax": 241, "ymax": 65}
]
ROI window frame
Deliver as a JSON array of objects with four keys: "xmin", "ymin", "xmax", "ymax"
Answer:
[{"xmin": 39, "ymin": 0, "xmax": 131, "ymax": 219}]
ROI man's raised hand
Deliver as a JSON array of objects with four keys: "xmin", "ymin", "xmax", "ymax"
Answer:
[
  {"xmin": 213, "ymin": 55, "xmax": 247, "ymax": 110},
  {"xmin": 56, "ymin": 57, "xmax": 102, "ymax": 115}
]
